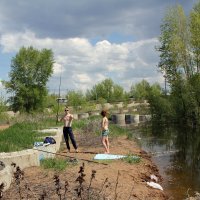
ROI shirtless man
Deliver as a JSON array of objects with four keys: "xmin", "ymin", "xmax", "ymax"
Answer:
[{"xmin": 59, "ymin": 107, "xmax": 78, "ymax": 153}]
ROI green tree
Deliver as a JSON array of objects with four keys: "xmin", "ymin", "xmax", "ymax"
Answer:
[
  {"xmin": 0, "ymin": 95, "xmax": 7, "ymax": 113},
  {"xmin": 0, "ymin": 95, "xmax": 9, "ymax": 124},
  {"xmin": 156, "ymin": 1, "xmax": 200, "ymax": 125},
  {"xmin": 157, "ymin": 5, "xmax": 191, "ymax": 85},
  {"xmin": 130, "ymin": 80, "xmax": 150, "ymax": 100},
  {"xmin": 3, "ymin": 46, "xmax": 54, "ymax": 112},
  {"xmin": 147, "ymin": 84, "xmax": 174, "ymax": 123},
  {"xmin": 45, "ymin": 93, "xmax": 58, "ymax": 113},
  {"xmin": 67, "ymin": 90, "xmax": 86, "ymax": 111},
  {"xmin": 190, "ymin": 1, "xmax": 200, "ymax": 73},
  {"xmin": 86, "ymin": 78, "xmax": 125, "ymax": 102}
]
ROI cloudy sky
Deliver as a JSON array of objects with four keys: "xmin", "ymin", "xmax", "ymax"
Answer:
[{"xmin": 0, "ymin": 0, "xmax": 197, "ymax": 97}]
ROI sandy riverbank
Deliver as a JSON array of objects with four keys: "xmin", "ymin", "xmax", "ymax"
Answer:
[{"xmin": 2, "ymin": 130, "xmax": 169, "ymax": 199}]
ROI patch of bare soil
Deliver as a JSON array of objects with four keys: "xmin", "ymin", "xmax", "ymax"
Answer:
[
  {"xmin": 0, "ymin": 125, "xmax": 9, "ymax": 130},
  {"xmin": 2, "ymin": 132, "xmax": 169, "ymax": 200}
]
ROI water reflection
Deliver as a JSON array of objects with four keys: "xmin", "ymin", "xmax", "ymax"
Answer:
[{"xmin": 137, "ymin": 125, "xmax": 200, "ymax": 199}]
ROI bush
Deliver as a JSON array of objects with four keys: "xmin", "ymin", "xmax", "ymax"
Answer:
[
  {"xmin": 40, "ymin": 158, "xmax": 77, "ymax": 171},
  {"xmin": 122, "ymin": 154, "xmax": 141, "ymax": 164}
]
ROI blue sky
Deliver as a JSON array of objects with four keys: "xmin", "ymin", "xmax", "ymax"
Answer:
[{"xmin": 0, "ymin": 0, "xmax": 197, "ymax": 97}]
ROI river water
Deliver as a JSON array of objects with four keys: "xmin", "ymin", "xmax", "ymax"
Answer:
[{"xmin": 135, "ymin": 125, "xmax": 200, "ymax": 200}]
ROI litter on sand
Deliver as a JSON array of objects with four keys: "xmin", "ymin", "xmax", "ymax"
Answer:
[
  {"xmin": 147, "ymin": 181, "xmax": 163, "ymax": 191},
  {"xmin": 34, "ymin": 142, "xmax": 44, "ymax": 147},
  {"xmin": 150, "ymin": 174, "xmax": 158, "ymax": 182}
]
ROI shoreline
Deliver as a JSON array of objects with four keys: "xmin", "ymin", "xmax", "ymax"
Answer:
[{"xmin": 1, "ymin": 124, "xmax": 169, "ymax": 199}]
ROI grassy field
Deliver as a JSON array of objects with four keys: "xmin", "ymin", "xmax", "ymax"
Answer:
[{"xmin": 0, "ymin": 114, "xmax": 132, "ymax": 152}]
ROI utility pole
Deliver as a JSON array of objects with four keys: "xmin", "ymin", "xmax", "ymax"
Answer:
[{"xmin": 56, "ymin": 72, "xmax": 62, "ymax": 124}]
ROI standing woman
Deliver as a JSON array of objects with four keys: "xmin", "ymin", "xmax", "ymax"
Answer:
[
  {"xmin": 101, "ymin": 110, "xmax": 110, "ymax": 154},
  {"xmin": 59, "ymin": 107, "xmax": 79, "ymax": 153}
]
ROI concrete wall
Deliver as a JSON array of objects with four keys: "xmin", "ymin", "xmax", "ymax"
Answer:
[
  {"xmin": 0, "ymin": 127, "xmax": 62, "ymax": 191},
  {"xmin": 0, "ymin": 166, "xmax": 13, "ymax": 191},
  {"xmin": 0, "ymin": 149, "xmax": 40, "ymax": 169},
  {"xmin": 78, "ymin": 113, "xmax": 89, "ymax": 119},
  {"xmin": 89, "ymin": 111, "xmax": 100, "ymax": 116},
  {"xmin": 112, "ymin": 114, "xmax": 150, "ymax": 125}
]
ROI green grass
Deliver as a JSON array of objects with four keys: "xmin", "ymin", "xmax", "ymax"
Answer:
[
  {"xmin": 71, "ymin": 116, "xmax": 132, "ymax": 139},
  {"xmin": 122, "ymin": 154, "xmax": 141, "ymax": 164},
  {"xmin": 109, "ymin": 124, "xmax": 132, "ymax": 137},
  {"xmin": 0, "ymin": 114, "xmax": 132, "ymax": 153},
  {"xmin": 0, "ymin": 122, "xmax": 44, "ymax": 152},
  {"xmin": 0, "ymin": 112, "xmax": 63, "ymax": 152},
  {"xmin": 72, "ymin": 116, "xmax": 100, "ymax": 128},
  {"xmin": 11, "ymin": 113, "xmax": 59, "ymax": 128},
  {"xmin": 40, "ymin": 158, "xmax": 77, "ymax": 171},
  {"xmin": 0, "ymin": 115, "xmax": 60, "ymax": 153},
  {"xmin": 72, "ymin": 118, "xmax": 89, "ymax": 129},
  {"xmin": 0, "ymin": 114, "xmax": 94, "ymax": 153}
]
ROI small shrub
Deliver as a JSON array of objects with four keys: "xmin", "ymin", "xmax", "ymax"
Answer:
[
  {"xmin": 40, "ymin": 158, "xmax": 77, "ymax": 171},
  {"xmin": 0, "ymin": 115, "xmax": 59, "ymax": 152},
  {"xmin": 72, "ymin": 118, "xmax": 88, "ymax": 130},
  {"xmin": 122, "ymin": 154, "xmax": 141, "ymax": 164},
  {"xmin": 0, "ymin": 112, "xmax": 9, "ymax": 125},
  {"xmin": 0, "ymin": 122, "xmax": 43, "ymax": 152},
  {"xmin": 109, "ymin": 124, "xmax": 131, "ymax": 137}
]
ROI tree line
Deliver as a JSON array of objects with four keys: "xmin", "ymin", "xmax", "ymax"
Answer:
[
  {"xmin": 1, "ymin": 46, "xmax": 162, "ymax": 114},
  {"xmin": 1, "ymin": 1, "xmax": 200, "ymax": 127},
  {"xmin": 0, "ymin": 46, "xmax": 163, "ymax": 114}
]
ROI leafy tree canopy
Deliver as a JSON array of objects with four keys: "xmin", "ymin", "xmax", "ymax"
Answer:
[
  {"xmin": 130, "ymin": 80, "xmax": 150, "ymax": 100},
  {"xmin": 86, "ymin": 78, "xmax": 126, "ymax": 102},
  {"xmin": 66, "ymin": 90, "xmax": 86, "ymax": 111},
  {"xmin": 3, "ymin": 46, "xmax": 54, "ymax": 112}
]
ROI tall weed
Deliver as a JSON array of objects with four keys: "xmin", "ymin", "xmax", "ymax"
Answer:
[{"xmin": 0, "ymin": 122, "xmax": 44, "ymax": 152}]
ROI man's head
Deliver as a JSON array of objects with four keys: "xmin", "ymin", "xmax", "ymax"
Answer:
[{"xmin": 65, "ymin": 107, "xmax": 69, "ymax": 113}]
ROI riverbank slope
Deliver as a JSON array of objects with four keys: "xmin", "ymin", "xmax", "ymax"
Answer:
[{"xmin": 3, "ymin": 130, "xmax": 168, "ymax": 199}]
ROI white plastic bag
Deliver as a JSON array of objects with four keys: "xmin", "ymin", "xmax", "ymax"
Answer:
[{"xmin": 147, "ymin": 181, "xmax": 163, "ymax": 191}]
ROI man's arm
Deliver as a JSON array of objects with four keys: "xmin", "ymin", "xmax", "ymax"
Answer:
[
  {"xmin": 58, "ymin": 115, "xmax": 64, "ymax": 122},
  {"xmin": 69, "ymin": 114, "xmax": 74, "ymax": 120}
]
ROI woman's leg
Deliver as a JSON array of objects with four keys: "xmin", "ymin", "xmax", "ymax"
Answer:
[
  {"xmin": 105, "ymin": 137, "xmax": 110, "ymax": 153},
  {"xmin": 63, "ymin": 127, "xmax": 70, "ymax": 151},
  {"xmin": 102, "ymin": 136, "xmax": 109, "ymax": 153}
]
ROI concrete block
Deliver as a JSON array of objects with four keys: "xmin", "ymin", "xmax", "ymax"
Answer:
[
  {"xmin": 78, "ymin": 113, "xmax": 89, "ymax": 119},
  {"xmin": 0, "ymin": 166, "xmax": 13, "ymax": 191},
  {"xmin": 0, "ymin": 127, "xmax": 63, "ymax": 191},
  {"xmin": 0, "ymin": 149, "xmax": 40, "ymax": 169}
]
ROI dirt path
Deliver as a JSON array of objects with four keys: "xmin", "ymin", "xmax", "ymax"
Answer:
[
  {"xmin": 2, "ymin": 134, "xmax": 168, "ymax": 199},
  {"xmin": 0, "ymin": 125, "xmax": 9, "ymax": 130}
]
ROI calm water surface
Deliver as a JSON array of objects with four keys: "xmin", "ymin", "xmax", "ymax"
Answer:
[{"xmin": 135, "ymin": 125, "xmax": 200, "ymax": 200}]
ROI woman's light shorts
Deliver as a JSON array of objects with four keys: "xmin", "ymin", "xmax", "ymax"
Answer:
[{"xmin": 102, "ymin": 129, "xmax": 109, "ymax": 136}]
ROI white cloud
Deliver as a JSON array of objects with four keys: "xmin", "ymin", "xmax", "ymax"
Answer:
[
  {"xmin": 53, "ymin": 63, "xmax": 64, "ymax": 75},
  {"xmin": 0, "ymin": 0, "xmax": 195, "ymax": 98},
  {"xmin": 0, "ymin": 30, "xmax": 161, "ymax": 92},
  {"xmin": 74, "ymin": 73, "xmax": 91, "ymax": 84},
  {"xmin": 0, "ymin": 80, "xmax": 8, "ymax": 98},
  {"xmin": 0, "ymin": 80, "xmax": 2, "ymax": 88}
]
